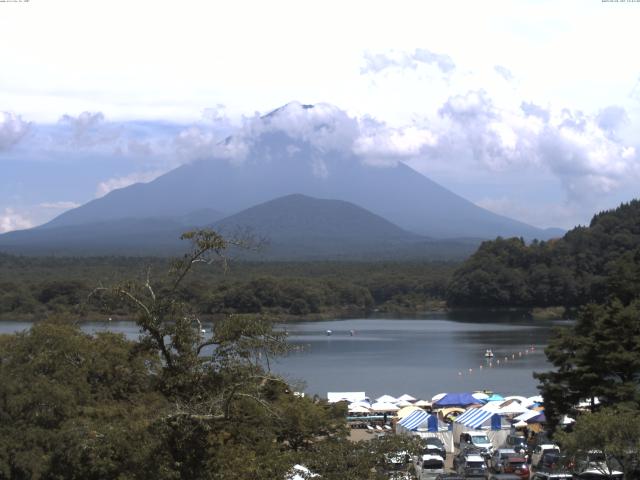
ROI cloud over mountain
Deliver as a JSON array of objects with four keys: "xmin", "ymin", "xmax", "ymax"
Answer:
[{"xmin": 0, "ymin": 112, "xmax": 30, "ymax": 151}]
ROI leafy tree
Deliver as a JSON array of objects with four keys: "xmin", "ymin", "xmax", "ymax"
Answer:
[
  {"xmin": 447, "ymin": 200, "xmax": 640, "ymax": 308},
  {"xmin": 535, "ymin": 299, "xmax": 640, "ymax": 432},
  {"xmin": 555, "ymin": 407, "xmax": 640, "ymax": 480}
]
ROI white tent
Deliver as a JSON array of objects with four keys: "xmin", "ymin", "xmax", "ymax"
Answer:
[
  {"xmin": 431, "ymin": 393, "xmax": 447, "ymax": 402},
  {"xmin": 370, "ymin": 401, "xmax": 400, "ymax": 412},
  {"xmin": 348, "ymin": 404, "xmax": 371, "ymax": 413},
  {"xmin": 396, "ymin": 399, "xmax": 413, "ymax": 407},
  {"xmin": 376, "ymin": 394, "xmax": 399, "ymax": 403},
  {"xmin": 503, "ymin": 395, "xmax": 528, "ymax": 404},
  {"xmin": 472, "ymin": 392, "xmax": 489, "ymax": 401},
  {"xmin": 414, "ymin": 400, "xmax": 432, "ymax": 407},
  {"xmin": 327, "ymin": 392, "xmax": 367, "ymax": 403},
  {"xmin": 398, "ymin": 394, "xmax": 417, "ymax": 402},
  {"xmin": 482, "ymin": 401, "xmax": 504, "ymax": 411},
  {"xmin": 498, "ymin": 403, "xmax": 531, "ymax": 415}
]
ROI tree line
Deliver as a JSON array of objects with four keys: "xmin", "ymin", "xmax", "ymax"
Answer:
[
  {"xmin": 447, "ymin": 200, "xmax": 640, "ymax": 308},
  {"xmin": 0, "ymin": 254, "xmax": 454, "ymax": 320}
]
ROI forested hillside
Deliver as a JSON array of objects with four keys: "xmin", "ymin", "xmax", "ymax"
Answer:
[
  {"xmin": 447, "ymin": 200, "xmax": 640, "ymax": 308},
  {"xmin": 0, "ymin": 254, "xmax": 454, "ymax": 320}
]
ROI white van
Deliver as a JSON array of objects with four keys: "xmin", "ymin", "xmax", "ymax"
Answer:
[{"xmin": 414, "ymin": 454, "xmax": 445, "ymax": 480}]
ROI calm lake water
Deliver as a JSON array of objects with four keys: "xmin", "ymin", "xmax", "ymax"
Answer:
[{"xmin": 0, "ymin": 311, "xmax": 569, "ymax": 401}]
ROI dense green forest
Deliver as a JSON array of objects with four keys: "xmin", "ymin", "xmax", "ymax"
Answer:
[
  {"xmin": 0, "ymin": 231, "xmax": 422, "ymax": 479},
  {"xmin": 0, "ymin": 253, "xmax": 455, "ymax": 321},
  {"xmin": 447, "ymin": 200, "xmax": 640, "ymax": 308}
]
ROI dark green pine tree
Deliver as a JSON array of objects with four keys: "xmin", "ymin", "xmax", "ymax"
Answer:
[{"xmin": 536, "ymin": 299, "xmax": 640, "ymax": 432}]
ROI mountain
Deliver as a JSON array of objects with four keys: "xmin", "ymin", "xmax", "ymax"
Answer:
[
  {"xmin": 36, "ymin": 103, "xmax": 560, "ymax": 241},
  {"xmin": 212, "ymin": 193, "xmax": 476, "ymax": 259},
  {"xmin": 0, "ymin": 194, "xmax": 478, "ymax": 259},
  {"xmin": 0, "ymin": 209, "xmax": 224, "ymax": 256}
]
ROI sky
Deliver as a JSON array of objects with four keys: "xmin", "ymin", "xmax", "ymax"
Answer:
[{"xmin": 1, "ymin": 0, "xmax": 640, "ymax": 232}]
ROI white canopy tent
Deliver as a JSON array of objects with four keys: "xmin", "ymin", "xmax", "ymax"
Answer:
[
  {"xmin": 498, "ymin": 402, "xmax": 531, "ymax": 415},
  {"xmin": 327, "ymin": 392, "xmax": 367, "ymax": 403},
  {"xmin": 348, "ymin": 404, "xmax": 371, "ymax": 414},
  {"xmin": 376, "ymin": 394, "xmax": 399, "ymax": 403},
  {"xmin": 398, "ymin": 394, "xmax": 417, "ymax": 402},
  {"xmin": 370, "ymin": 401, "xmax": 400, "ymax": 412}
]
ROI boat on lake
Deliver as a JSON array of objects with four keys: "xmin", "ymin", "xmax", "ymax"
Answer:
[{"xmin": 484, "ymin": 349, "xmax": 494, "ymax": 358}]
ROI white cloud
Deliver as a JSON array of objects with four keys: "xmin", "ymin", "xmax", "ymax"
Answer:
[
  {"xmin": 494, "ymin": 65, "xmax": 514, "ymax": 82},
  {"xmin": 354, "ymin": 119, "xmax": 437, "ymax": 165},
  {"xmin": 38, "ymin": 201, "xmax": 81, "ymax": 210},
  {"xmin": 361, "ymin": 49, "xmax": 455, "ymax": 75},
  {"xmin": 0, "ymin": 112, "xmax": 30, "ymax": 151},
  {"xmin": 429, "ymin": 89, "xmax": 640, "ymax": 201},
  {"xmin": 0, "ymin": 208, "xmax": 32, "ymax": 233},
  {"xmin": 58, "ymin": 111, "xmax": 120, "ymax": 147},
  {"xmin": 95, "ymin": 170, "xmax": 165, "ymax": 198}
]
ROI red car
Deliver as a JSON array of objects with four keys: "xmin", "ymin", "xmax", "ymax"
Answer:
[{"xmin": 502, "ymin": 457, "xmax": 530, "ymax": 480}]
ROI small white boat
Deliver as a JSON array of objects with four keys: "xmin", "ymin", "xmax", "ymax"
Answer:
[
  {"xmin": 326, "ymin": 329, "xmax": 333, "ymax": 336},
  {"xmin": 484, "ymin": 349, "xmax": 494, "ymax": 358}
]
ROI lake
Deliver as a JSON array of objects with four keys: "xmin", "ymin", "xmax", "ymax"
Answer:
[{"xmin": 0, "ymin": 311, "xmax": 568, "ymax": 401}]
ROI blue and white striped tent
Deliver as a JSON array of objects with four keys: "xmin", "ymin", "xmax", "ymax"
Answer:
[
  {"xmin": 397, "ymin": 410, "xmax": 435, "ymax": 431},
  {"xmin": 454, "ymin": 408, "xmax": 501, "ymax": 429}
]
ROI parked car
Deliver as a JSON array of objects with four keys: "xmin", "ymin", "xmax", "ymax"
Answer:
[
  {"xmin": 488, "ymin": 448, "xmax": 517, "ymax": 472},
  {"xmin": 573, "ymin": 451, "xmax": 624, "ymax": 480},
  {"xmin": 500, "ymin": 456, "xmax": 529, "ymax": 480},
  {"xmin": 452, "ymin": 446, "xmax": 483, "ymax": 470},
  {"xmin": 531, "ymin": 444, "xmax": 560, "ymax": 468},
  {"xmin": 454, "ymin": 450, "xmax": 487, "ymax": 478},
  {"xmin": 534, "ymin": 452, "xmax": 569, "ymax": 473},
  {"xmin": 423, "ymin": 437, "xmax": 447, "ymax": 460},
  {"xmin": 413, "ymin": 454, "xmax": 445, "ymax": 480},
  {"xmin": 459, "ymin": 432, "xmax": 493, "ymax": 456},
  {"xmin": 503, "ymin": 434, "xmax": 528, "ymax": 454}
]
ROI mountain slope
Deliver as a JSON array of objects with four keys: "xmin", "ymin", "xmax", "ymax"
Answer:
[
  {"xmin": 0, "ymin": 194, "xmax": 478, "ymax": 259},
  {"xmin": 212, "ymin": 193, "xmax": 425, "ymax": 259},
  {"xmin": 0, "ymin": 209, "xmax": 225, "ymax": 256},
  {"xmin": 38, "ymin": 103, "xmax": 559, "ymax": 241}
]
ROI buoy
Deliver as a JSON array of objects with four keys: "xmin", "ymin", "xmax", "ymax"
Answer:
[
  {"xmin": 469, "ymin": 368, "xmax": 473, "ymax": 373},
  {"xmin": 458, "ymin": 371, "xmax": 462, "ymax": 376}
]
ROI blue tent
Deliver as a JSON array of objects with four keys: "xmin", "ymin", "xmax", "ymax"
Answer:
[
  {"xmin": 434, "ymin": 392, "xmax": 479, "ymax": 407},
  {"xmin": 485, "ymin": 393, "xmax": 504, "ymax": 402}
]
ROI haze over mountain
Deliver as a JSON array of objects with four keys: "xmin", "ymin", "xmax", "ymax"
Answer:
[
  {"xmin": 0, "ymin": 194, "xmax": 479, "ymax": 259},
  {"xmin": 33, "ymin": 103, "xmax": 560, "ymax": 241}
]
